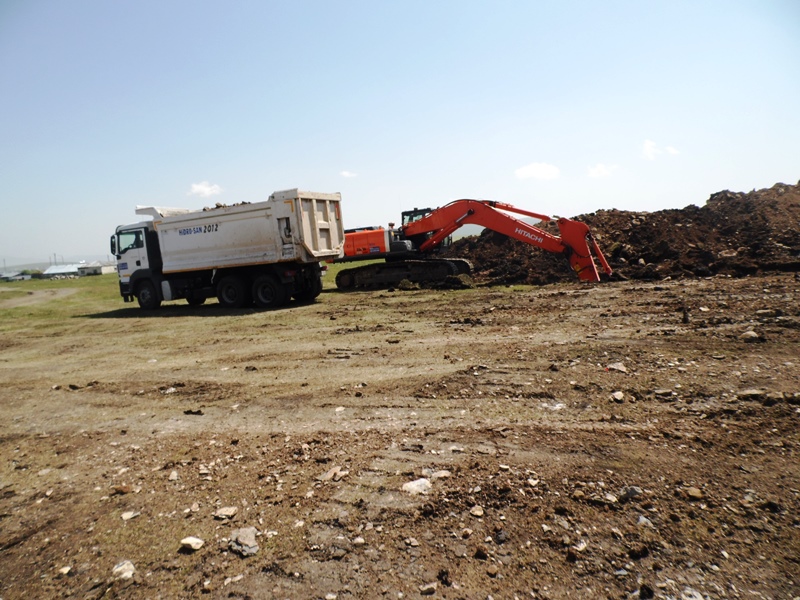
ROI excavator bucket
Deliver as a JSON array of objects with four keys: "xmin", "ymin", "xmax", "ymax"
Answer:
[{"xmin": 556, "ymin": 218, "xmax": 613, "ymax": 282}]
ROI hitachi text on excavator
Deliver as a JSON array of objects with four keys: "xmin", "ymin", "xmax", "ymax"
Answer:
[{"xmin": 333, "ymin": 199, "xmax": 612, "ymax": 290}]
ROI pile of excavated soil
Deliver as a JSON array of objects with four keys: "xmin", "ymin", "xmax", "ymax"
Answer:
[{"xmin": 447, "ymin": 181, "xmax": 800, "ymax": 284}]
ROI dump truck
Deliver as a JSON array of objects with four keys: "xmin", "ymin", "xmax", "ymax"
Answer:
[{"xmin": 110, "ymin": 189, "xmax": 345, "ymax": 310}]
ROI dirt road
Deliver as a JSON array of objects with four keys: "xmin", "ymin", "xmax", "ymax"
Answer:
[{"xmin": 0, "ymin": 274, "xmax": 798, "ymax": 599}]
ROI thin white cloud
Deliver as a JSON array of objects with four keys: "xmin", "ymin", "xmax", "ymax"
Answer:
[
  {"xmin": 588, "ymin": 163, "xmax": 618, "ymax": 178},
  {"xmin": 188, "ymin": 181, "xmax": 223, "ymax": 197},
  {"xmin": 340, "ymin": 171, "xmax": 358, "ymax": 178},
  {"xmin": 643, "ymin": 139, "xmax": 660, "ymax": 161},
  {"xmin": 514, "ymin": 162, "xmax": 560, "ymax": 180},
  {"xmin": 643, "ymin": 140, "xmax": 679, "ymax": 160}
]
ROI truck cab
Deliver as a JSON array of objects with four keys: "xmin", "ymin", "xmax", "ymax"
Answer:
[{"xmin": 110, "ymin": 221, "xmax": 163, "ymax": 307}]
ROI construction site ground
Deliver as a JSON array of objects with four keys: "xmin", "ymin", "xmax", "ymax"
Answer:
[{"xmin": 1, "ymin": 269, "xmax": 799, "ymax": 600}]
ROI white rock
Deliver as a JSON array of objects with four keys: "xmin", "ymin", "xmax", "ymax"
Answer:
[
  {"xmin": 422, "ymin": 468, "xmax": 451, "ymax": 480},
  {"xmin": 739, "ymin": 330, "xmax": 760, "ymax": 342},
  {"xmin": 619, "ymin": 486, "xmax": 643, "ymax": 501},
  {"xmin": 607, "ymin": 362, "xmax": 628, "ymax": 373},
  {"xmin": 181, "ymin": 536, "xmax": 205, "ymax": 551},
  {"xmin": 402, "ymin": 478, "xmax": 432, "ymax": 495},
  {"xmin": 169, "ymin": 470, "xmax": 178, "ymax": 481},
  {"xmin": 229, "ymin": 526, "xmax": 259, "ymax": 557},
  {"xmin": 121, "ymin": 511, "xmax": 139, "ymax": 521},
  {"xmin": 318, "ymin": 466, "xmax": 343, "ymax": 481},
  {"xmin": 213, "ymin": 506, "xmax": 238, "ymax": 520},
  {"xmin": 419, "ymin": 581, "xmax": 438, "ymax": 595},
  {"xmin": 470, "ymin": 505, "xmax": 485, "ymax": 517},
  {"xmin": 112, "ymin": 560, "xmax": 135, "ymax": 580},
  {"xmin": 637, "ymin": 515, "xmax": 655, "ymax": 528}
]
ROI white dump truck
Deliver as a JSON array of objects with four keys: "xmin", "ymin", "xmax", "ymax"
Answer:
[{"xmin": 110, "ymin": 189, "xmax": 345, "ymax": 310}]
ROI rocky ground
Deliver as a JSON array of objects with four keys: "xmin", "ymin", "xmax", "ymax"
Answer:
[
  {"xmin": 0, "ymin": 273, "xmax": 798, "ymax": 600},
  {"xmin": 0, "ymin": 182, "xmax": 799, "ymax": 600}
]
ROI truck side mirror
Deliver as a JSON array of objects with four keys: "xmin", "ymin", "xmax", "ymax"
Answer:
[{"xmin": 110, "ymin": 235, "xmax": 117, "ymax": 256}]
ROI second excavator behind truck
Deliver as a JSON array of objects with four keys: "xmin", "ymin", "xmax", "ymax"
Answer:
[{"xmin": 334, "ymin": 199, "xmax": 612, "ymax": 290}]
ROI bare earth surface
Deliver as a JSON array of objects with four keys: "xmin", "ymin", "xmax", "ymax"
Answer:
[
  {"xmin": 1, "ymin": 273, "xmax": 799, "ymax": 599},
  {"xmin": 0, "ymin": 288, "xmax": 78, "ymax": 309}
]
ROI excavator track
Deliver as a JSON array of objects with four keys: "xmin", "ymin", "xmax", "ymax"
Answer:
[
  {"xmin": 335, "ymin": 259, "xmax": 470, "ymax": 290},
  {"xmin": 443, "ymin": 258, "xmax": 472, "ymax": 275}
]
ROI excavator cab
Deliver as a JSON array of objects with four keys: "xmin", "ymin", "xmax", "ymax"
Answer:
[
  {"xmin": 401, "ymin": 207, "xmax": 432, "ymax": 226},
  {"xmin": 400, "ymin": 207, "xmax": 452, "ymax": 250}
]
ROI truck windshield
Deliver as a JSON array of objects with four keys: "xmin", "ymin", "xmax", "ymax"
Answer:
[{"xmin": 117, "ymin": 230, "xmax": 144, "ymax": 254}]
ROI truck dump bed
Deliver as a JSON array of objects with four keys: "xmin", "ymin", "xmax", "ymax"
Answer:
[{"xmin": 137, "ymin": 189, "xmax": 344, "ymax": 274}]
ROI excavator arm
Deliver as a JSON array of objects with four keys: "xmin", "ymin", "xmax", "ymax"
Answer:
[{"xmin": 403, "ymin": 200, "xmax": 612, "ymax": 282}]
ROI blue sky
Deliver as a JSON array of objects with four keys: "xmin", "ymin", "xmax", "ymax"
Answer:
[{"xmin": 1, "ymin": 0, "xmax": 799, "ymax": 265}]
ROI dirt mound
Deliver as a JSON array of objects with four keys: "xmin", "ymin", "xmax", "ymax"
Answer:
[{"xmin": 448, "ymin": 181, "xmax": 800, "ymax": 284}]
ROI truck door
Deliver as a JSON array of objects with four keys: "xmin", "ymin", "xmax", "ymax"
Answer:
[{"xmin": 115, "ymin": 228, "xmax": 150, "ymax": 283}]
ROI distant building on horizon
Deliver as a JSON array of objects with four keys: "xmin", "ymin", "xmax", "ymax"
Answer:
[
  {"xmin": 42, "ymin": 264, "xmax": 82, "ymax": 278},
  {"xmin": 2, "ymin": 261, "xmax": 116, "ymax": 279},
  {"xmin": 78, "ymin": 261, "xmax": 116, "ymax": 276},
  {"xmin": 0, "ymin": 271, "xmax": 29, "ymax": 282}
]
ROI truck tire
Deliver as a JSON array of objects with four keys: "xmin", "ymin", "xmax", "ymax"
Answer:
[
  {"xmin": 252, "ymin": 275, "xmax": 288, "ymax": 309},
  {"xmin": 136, "ymin": 280, "xmax": 161, "ymax": 310},
  {"xmin": 186, "ymin": 293, "xmax": 206, "ymax": 306},
  {"xmin": 216, "ymin": 275, "xmax": 250, "ymax": 308},
  {"xmin": 294, "ymin": 276, "xmax": 323, "ymax": 303}
]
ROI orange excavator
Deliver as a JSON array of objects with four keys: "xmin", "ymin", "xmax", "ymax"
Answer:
[{"xmin": 334, "ymin": 199, "xmax": 612, "ymax": 290}]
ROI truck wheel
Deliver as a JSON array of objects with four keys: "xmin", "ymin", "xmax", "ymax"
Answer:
[
  {"xmin": 186, "ymin": 293, "xmax": 206, "ymax": 306},
  {"xmin": 294, "ymin": 276, "xmax": 323, "ymax": 302},
  {"xmin": 252, "ymin": 275, "xmax": 288, "ymax": 309},
  {"xmin": 136, "ymin": 280, "xmax": 161, "ymax": 310},
  {"xmin": 216, "ymin": 275, "xmax": 250, "ymax": 308}
]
